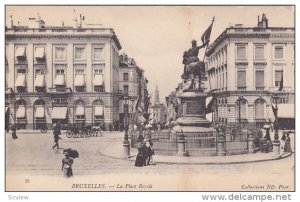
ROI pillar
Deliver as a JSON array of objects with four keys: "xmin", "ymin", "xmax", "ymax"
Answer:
[{"xmin": 217, "ymin": 135, "xmax": 226, "ymax": 156}]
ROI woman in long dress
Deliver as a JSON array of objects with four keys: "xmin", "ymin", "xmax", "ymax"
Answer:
[
  {"xmin": 135, "ymin": 143, "xmax": 145, "ymax": 167},
  {"xmin": 284, "ymin": 133, "xmax": 292, "ymax": 153},
  {"xmin": 61, "ymin": 152, "xmax": 74, "ymax": 178}
]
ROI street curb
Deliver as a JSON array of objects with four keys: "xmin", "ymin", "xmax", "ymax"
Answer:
[{"xmin": 97, "ymin": 147, "xmax": 293, "ymax": 165}]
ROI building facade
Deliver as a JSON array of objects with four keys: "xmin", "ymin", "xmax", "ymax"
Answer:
[
  {"xmin": 205, "ymin": 14, "xmax": 295, "ymax": 128},
  {"xmin": 118, "ymin": 53, "xmax": 148, "ymax": 126},
  {"xmin": 5, "ymin": 14, "xmax": 122, "ymax": 130},
  {"xmin": 149, "ymin": 84, "xmax": 167, "ymax": 125}
]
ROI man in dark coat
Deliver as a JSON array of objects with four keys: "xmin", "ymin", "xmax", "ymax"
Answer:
[{"xmin": 53, "ymin": 123, "xmax": 62, "ymax": 150}]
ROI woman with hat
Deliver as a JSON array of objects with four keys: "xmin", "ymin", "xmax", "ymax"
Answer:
[{"xmin": 61, "ymin": 151, "xmax": 74, "ymax": 178}]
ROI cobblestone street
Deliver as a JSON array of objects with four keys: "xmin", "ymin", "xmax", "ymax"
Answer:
[{"xmin": 5, "ymin": 130, "xmax": 294, "ymax": 191}]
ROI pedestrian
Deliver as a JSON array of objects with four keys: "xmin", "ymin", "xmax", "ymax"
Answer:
[
  {"xmin": 53, "ymin": 123, "xmax": 62, "ymax": 150},
  {"xmin": 280, "ymin": 128, "xmax": 287, "ymax": 154},
  {"xmin": 284, "ymin": 133, "xmax": 292, "ymax": 153},
  {"xmin": 135, "ymin": 142, "xmax": 145, "ymax": 167},
  {"xmin": 146, "ymin": 141, "xmax": 155, "ymax": 165},
  {"xmin": 281, "ymin": 128, "xmax": 287, "ymax": 141},
  {"xmin": 61, "ymin": 151, "xmax": 73, "ymax": 178},
  {"xmin": 11, "ymin": 124, "xmax": 18, "ymax": 139}
]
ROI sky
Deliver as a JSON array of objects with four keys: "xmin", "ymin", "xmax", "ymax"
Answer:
[{"xmin": 5, "ymin": 6, "xmax": 294, "ymax": 103}]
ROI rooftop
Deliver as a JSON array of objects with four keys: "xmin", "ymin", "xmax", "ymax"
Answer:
[{"xmin": 206, "ymin": 26, "xmax": 294, "ymax": 56}]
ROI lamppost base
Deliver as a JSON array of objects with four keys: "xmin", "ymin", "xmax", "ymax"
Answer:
[
  {"xmin": 122, "ymin": 142, "xmax": 130, "ymax": 157},
  {"xmin": 272, "ymin": 141, "xmax": 281, "ymax": 158}
]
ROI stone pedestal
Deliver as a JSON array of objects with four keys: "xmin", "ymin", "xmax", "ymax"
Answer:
[
  {"xmin": 272, "ymin": 141, "xmax": 281, "ymax": 157},
  {"xmin": 217, "ymin": 136, "xmax": 226, "ymax": 156},
  {"xmin": 176, "ymin": 89, "xmax": 210, "ymax": 127}
]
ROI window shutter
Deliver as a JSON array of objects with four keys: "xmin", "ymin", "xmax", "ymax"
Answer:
[{"xmin": 255, "ymin": 71, "xmax": 264, "ymax": 87}]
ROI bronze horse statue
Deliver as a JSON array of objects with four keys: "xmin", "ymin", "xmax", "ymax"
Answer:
[{"xmin": 183, "ymin": 48, "xmax": 206, "ymax": 90}]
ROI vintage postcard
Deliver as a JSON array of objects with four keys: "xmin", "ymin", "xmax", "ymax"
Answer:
[{"xmin": 5, "ymin": 5, "xmax": 295, "ymax": 192}]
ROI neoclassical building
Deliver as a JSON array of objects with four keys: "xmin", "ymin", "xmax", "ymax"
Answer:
[
  {"xmin": 205, "ymin": 14, "xmax": 295, "ymax": 128},
  {"xmin": 5, "ymin": 14, "xmax": 122, "ymax": 129},
  {"xmin": 118, "ymin": 53, "xmax": 148, "ymax": 127}
]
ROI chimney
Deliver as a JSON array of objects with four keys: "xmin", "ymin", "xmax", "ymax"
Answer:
[
  {"xmin": 10, "ymin": 15, "xmax": 13, "ymax": 28},
  {"xmin": 258, "ymin": 15, "xmax": 260, "ymax": 26},
  {"xmin": 73, "ymin": 9, "xmax": 78, "ymax": 28}
]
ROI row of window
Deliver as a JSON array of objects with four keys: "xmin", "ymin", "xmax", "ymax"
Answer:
[
  {"xmin": 236, "ymin": 69, "xmax": 283, "ymax": 89},
  {"xmin": 236, "ymin": 44, "xmax": 288, "ymax": 60},
  {"xmin": 217, "ymin": 99, "xmax": 267, "ymax": 120},
  {"xmin": 207, "ymin": 44, "xmax": 293, "ymax": 69},
  {"xmin": 13, "ymin": 99, "xmax": 105, "ymax": 120},
  {"xmin": 209, "ymin": 68, "xmax": 284, "ymax": 90},
  {"xmin": 12, "ymin": 44, "xmax": 105, "ymax": 62}
]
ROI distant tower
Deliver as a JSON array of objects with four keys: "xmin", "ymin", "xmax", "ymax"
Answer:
[{"xmin": 154, "ymin": 82, "xmax": 160, "ymax": 105}]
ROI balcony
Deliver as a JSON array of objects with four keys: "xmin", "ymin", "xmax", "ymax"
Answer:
[
  {"xmin": 256, "ymin": 87, "xmax": 265, "ymax": 91},
  {"xmin": 237, "ymin": 87, "xmax": 247, "ymax": 91},
  {"xmin": 48, "ymin": 87, "xmax": 72, "ymax": 94}
]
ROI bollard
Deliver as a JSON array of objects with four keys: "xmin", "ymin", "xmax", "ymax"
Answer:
[
  {"xmin": 123, "ymin": 141, "xmax": 130, "ymax": 157},
  {"xmin": 247, "ymin": 134, "xmax": 255, "ymax": 154},
  {"xmin": 123, "ymin": 132, "xmax": 130, "ymax": 157},
  {"xmin": 217, "ymin": 134, "xmax": 226, "ymax": 156},
  {"xmin": 177, "ymin": 133, "xmax": 186, "ymax": 156},
  {"xmin": 272, "ymin": 141, "xmax": 281, "ymax": 157}
]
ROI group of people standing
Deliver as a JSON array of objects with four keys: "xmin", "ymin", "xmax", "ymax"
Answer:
[
  {"xmin": 281, "ymin": 129, "xmax": 292, "ymax": 153},
  {"xmin": 135, "ymin": 141, "xmax": 155, "ymax": 167}
]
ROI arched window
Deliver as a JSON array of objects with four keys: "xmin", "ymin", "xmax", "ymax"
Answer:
[
  {"xmin": 255, "ymin": 99, "xmax": 266, "ymax": 120},
  {"xmin": 74, "ymin": 100, "xmax": 85, "ymax": 123},
  {"xmin": 34, "ymin": 99, "xmax": 46, "ymax": 129},
  {"xmin": 15, "ymin": 99, "xmax": 27, "ymax": 128},
  {"xmin": 93, "ymin": 99, "xmax": 104, "ymax": 126}
]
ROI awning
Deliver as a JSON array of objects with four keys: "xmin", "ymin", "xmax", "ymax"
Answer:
[
  {"xmin": 15, "ymin": 74, "xmax": 26, "ymax": 87},
  {"xmin": 35, "ymin": 74, "xmax": 45, "ymax": 87},
  {"xmin": 16, "ymin": 106, "xmax": 26, "ymax": 118},
  {"xmin": 75, "ymin": 106, "xmax": 85, "ymax": 116},
  {"xmin": 54, "ymin": 74, "xmax": 65, "ymax": 86},
  {"xmin": 35, "ymin": 47, "xmax": 45, "ymax": 60},
  {"xmin": 51, "ymin": 107, "xmax": 68, "ymax": 119},
  {"xmin": 94, "ymin": 106, "xmax": 104, "ymax": 116},
  {"xmin": 206, "ymin": 97, "xmax": 215, "ymax": 114},
  {"xmin": 35, "ymin": 106, "xmax": 45, "ymax": 118},
  {"xmin": 93, "ymin": 74, "xmax": 104, "ymax": 86},
  {"xmin": 74, "ymin": 74, "xmax": 85, "ymax": 87},
  {"xmin": 206, "ymin": 112, "xmax": 213, "ymax": 122},
  {"xmin": 278, "ymin": 104, "xmax": 295, "ymax": 119},
  {"xmin": 16, "ymin": 47, "xmax": 26, "ymax": 58}
]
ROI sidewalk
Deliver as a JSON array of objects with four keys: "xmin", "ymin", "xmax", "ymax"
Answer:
[{"xmin": 99, "ymin": 141, "xmax": 292, "ymax": 165}]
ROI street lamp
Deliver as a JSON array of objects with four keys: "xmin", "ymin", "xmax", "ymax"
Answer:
[
  {"xmin": 237, "ymin": 95, "xmax": 244, "ymax": 125},
  {"xmin": 130, "ymin": 97, "xmax": 136, "ymax": 124},
  {"xmin": 272, "ymin": 93, "xmax": 279, "ymax": 143},
  {"xmin": 123, "ymin": 95, "xmax": 129, "ymax": 145}
]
